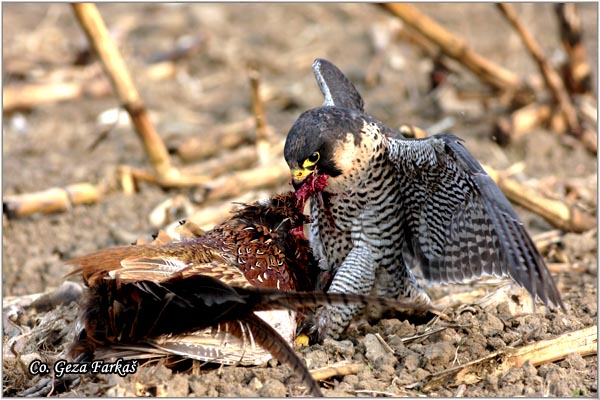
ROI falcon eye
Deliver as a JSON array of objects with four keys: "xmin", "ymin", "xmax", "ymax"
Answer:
[{"xmin": 302, "ymin": 152, "xmax": 320, "ymax": 169}]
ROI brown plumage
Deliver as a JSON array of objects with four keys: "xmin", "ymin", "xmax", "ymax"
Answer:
[
  {"xmin": 67, "ymin": 192, "xmax": 428, "ymax": 396},
  {"xmin": 67, "ymin": 192, "xmax": 327, "ymax": 394}
]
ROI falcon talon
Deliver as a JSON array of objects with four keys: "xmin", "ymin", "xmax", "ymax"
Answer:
[{"xmin": 284, "ymin": 58, "xmax": 565, "ymax": 340}]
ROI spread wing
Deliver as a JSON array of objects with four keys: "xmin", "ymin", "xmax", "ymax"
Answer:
[{"xmin": 387, "ymin": 133, "xmax": 564, "ymax": 310}]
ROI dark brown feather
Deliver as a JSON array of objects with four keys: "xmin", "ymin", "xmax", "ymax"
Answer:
[{"xmin": 67, "ymin": 192, "xmax": 323, "ymax": 394}]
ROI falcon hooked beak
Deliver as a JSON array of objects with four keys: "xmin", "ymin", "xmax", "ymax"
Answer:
[
  {"xmin": 289, "ymin": 166, "xmax": 330, "ymax": 211},
  {"xmin": 291, "ymin": 167, "xmax": 314, "ymax": 190}
]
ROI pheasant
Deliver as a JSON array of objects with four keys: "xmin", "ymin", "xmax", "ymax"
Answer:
[{"xmin": 67, "ymin": 192, "xmax": 426, "ymax": 396}]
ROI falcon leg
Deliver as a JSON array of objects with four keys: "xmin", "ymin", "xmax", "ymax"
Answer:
[
  {"xmin": 316, "ymin": 243, "xmax": 376, "ymax": 340},
  {"xmin": 376, "ymin": 264, "xmax": 432, "ymax": 307}
]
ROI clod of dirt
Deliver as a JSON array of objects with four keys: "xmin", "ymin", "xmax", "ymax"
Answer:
[
  {"xmin": 479, "ymin": 312, "xmax": 505, "ymax": 336},
  {"xmin": 323, "ymin": 337, "xmax": 355, "ymax": 359},
  {"xmin": 538, "ymin": 363, "xmax": 587, "ymax": 397},
  {"xmin": 422, "ymin": 342, "xmax": 454, "ymax": 373},
  {"xmin": 258, "ymin": 379, "xmax": 287, "ymax": 397},
  {"xmin": 301, "ymin": 346, "xmax": 329, "ymax": 370}
]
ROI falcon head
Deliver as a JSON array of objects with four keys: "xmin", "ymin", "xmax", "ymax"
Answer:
[
  {"xmin": 284, "ymin": 106, "xmax": 366, "ymax": 190},
  {"xmin": 284, "ymin": 59, "xmax": 376, "ymax": 207}
]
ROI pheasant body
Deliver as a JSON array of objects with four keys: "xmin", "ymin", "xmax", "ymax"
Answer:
[
  {"xmin": 68, "ymin": 191, "xmax": 427, "ymax": 396},
  {"xmin": 68, "ymin": 193, "xmax": 323, "ymax": 394}
]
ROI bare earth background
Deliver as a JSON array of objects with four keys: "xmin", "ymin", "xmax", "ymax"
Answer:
[{"xmin": 3, "ymin": 3, "xmax": 598, "ymax": 397}]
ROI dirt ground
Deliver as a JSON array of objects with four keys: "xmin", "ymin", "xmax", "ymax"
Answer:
[{"xmin": 3, "ymin": 3, "xmax": 598, "ymax": 397}]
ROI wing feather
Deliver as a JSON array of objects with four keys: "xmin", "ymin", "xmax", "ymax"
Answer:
[
  {"xmin": 312, "ymin": 58, "xmax": 364, "ymax": 112},
  {"xmin": 389, "ymin": 133, "xmax": 564, "ymax": 309}
]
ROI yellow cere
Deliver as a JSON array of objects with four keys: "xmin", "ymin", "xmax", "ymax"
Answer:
[{"xmin": 292, "ymin": 168, "xmax": 313, "ymax": 180}]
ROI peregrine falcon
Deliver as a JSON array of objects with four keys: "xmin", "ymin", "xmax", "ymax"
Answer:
[{"xmin": 284, "ymin": 59, "xmax": 564, "ymax": 340}]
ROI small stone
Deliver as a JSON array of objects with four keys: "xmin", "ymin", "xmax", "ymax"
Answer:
[
  {"xmin": 563, "ymin": 232, "xmax": 597, "ymax": 254},
  {"xmin": 326, "ymin": 385, "xmax": 355, "ymax": 397},
  {"xmin": 357, "ymin": 368, "xmax": 374, "ymax": 381},
  {"xmin": 413, "ymin": 367, "xmax": 430, "ymax": 380},
  {"xmin": 163, "ymin": 374, "xmax": 189, "ymax": 397},
  {"xmin": 356, "ymin": 376, "xmax": 386, "ymax": 391},
  {"xmin": 462, "ymin": 332, "xmax": 487, "ymax": 360},
  {"xmin": 236, "ymin": 387, "xmax": 260, "ymax": 397},
  {"xmin": 376, "ymin": 318, "xmax": 402, "ymax": 336},
  {"xmin": 398, "ymin": 350, "xmax": 420, "ymax": 372},
  {"xmin": 188, "ymin": 376, "xmax": 207, "ymax": 396},
  {"xmin": 511, "ymin": 383, "xmax": 525, "ymax": 396},
  {"xmin": 329, "ymin": 385, "xmax": 353, "ymax": 396},
  {"xmin": 395, "ymin": 320, "xmax": 417, "ymax": 337},
  {"xmin": 484, "ymin": 372, "xmax": 499, "ymax": 390},
  {"xmin": 496, "ymin": 302, "xmax": 511, "ymax": 320},
  {"xmin": 386, "ymin": 334, "xmax": 405, "ymax": 352},
  {"xmin": 151, "ymin": 364, "xmax": 173, "ymax": 381},
  {"xmin": 430, "ymin": 327, "xmax": 460, "ymax": 344},
  {"xmin": 499, "ymin": 366, "xmax": 525, "ymax": 385},
  {"xmin": 393, "ymin": 370, "xmax": 416, "ymax": 386},
  {"xmin": 302, "ymin": 348, "xmax": 329, "ymax": 369},
  {"xmin": 363, "ymin": 334, "xmax": 387, "ymax": 365},
  {"xmin": 375, "ymin": 354, "xmax": 397, "ymax": 376},
  {"xmin": 487, "ymin": 336, "xmax": 506, "ymax": 350},
  {"xmin": 522, "ymin": 360, "xmax": 538, "ymax": 378},
  {"xmin": 248, "ymin": 377, "xmax": 263, "ymax": 391}
]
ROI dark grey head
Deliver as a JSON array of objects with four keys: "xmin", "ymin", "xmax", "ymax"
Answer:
[
  {"xmin": 284, "ymin": 107, "xmax": 368, "ymax": 188},
  {"xmin": 284, "ymin": 59, "xmax": 368, "ymax": 190}
]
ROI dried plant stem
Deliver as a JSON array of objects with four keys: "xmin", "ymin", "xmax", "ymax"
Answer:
[
  {"xmin": 380, "ymin": 3, "xmax": 524, "ymax": 94},
  {"xmin": 248, "ymin": 62, "xmax": 273, "ymax": 165},
  {"xmin": 499, "ymin": 325, "xmax": 597, "ymax": 371},
  {"xmin": 3, "ymin": 63, "xmax": 175, "ymax": 113},
  {"xmin": 555, "ymin": 4, "xmax": 592, "ymax": 94},
  {"xmin": 483, "ymin": 164, "xmax": 596, "ymax": 233},
  {"xmin": 71, "ymin": 3, "xmax": 176, "ymax": 184},
  {"xmin": 176, "ymin": 117, "xmax": 256, "ymax": 162},
  {"xmin": 492, "ymin": 103, "xmax": 552, "ymax": 146},
  {"xmin": 399, "ymin": 124, "xmax": 428, "ymax": 139},
  {"xmin": 532, "ymin": 230, "xmax": 562, "ymax": 253},
  {"xmin": 310, "ymin": 361, "xmax": 361, "ymax": 381},
  {"xmin": 203, "ymin": 162, "xmax": 289, "ymax": 202},
  {"xmin": 3, "ymin": 81, "xmax": 109, "ymax": 112},
  {"xmin": 184, "ymin": 146, "xmax": 258, "ymax": 179},
  {"xmin": 424, "ymin": 325, "xmax": 596, "ymax": 390},
  {"xmin": 3, "ymin": 183, "xmax": 102, "ymax": 219},
  {"xmin": 497, "ymin": 3, "xmax": 581, "ymax": 136}
]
